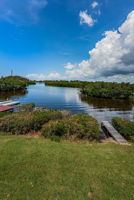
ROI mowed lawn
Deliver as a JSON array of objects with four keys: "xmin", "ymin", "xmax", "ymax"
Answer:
[{"xmin": 0, "ymin": 136, "xmax": 134, "ymax": 200}]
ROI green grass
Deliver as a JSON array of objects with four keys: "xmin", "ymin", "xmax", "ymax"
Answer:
[
  {"xmin": 0, "ymin": 76, "xmax": 35, "ymax": 91},
  {"xmin": 0, "ymin": 135, "xmax": 134, "ymax": 200}
]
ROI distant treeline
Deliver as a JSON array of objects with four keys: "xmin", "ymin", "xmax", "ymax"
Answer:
[
  {"xmin": 44, "ymin": 80, "xmax": 86, "ymax": 88},
  {"xmin": 0, "ymin": 76, "xmax": 35, "ymax": 91},
  {"xmin": 45, "ymin": 80, "xmax": 134, "ymax": 99}
]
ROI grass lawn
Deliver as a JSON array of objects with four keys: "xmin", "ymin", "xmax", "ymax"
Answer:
[{"xmin": 0, "ymin": 135, "xmax": 134, "ymax": 200}]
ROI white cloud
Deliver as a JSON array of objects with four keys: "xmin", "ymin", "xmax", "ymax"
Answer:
[
  {"xmin": 0, "ymin": 0, "xmax": 48, "ymax": 24},
  {"xmin": 46, "ymin": 72, "xmax": 63, "ymax": 80},
  {"xmin": 26, "ymin": 72, "xmax": 64, "ymax": 80},
  {"xmin": 26, "ymin": 74, "xmax": 46, "ymax": 80},
  {"xmin": 66, "ymin": 10, "xmax": 134, "ymax": 82},
  {"xmin": 64, "ymin": 62, "xmax": 76, "ymax": 69},
  {"xmin": 91, "ymin": 1, "xmax": 99, "ymax": 9},
  {"xmin": 102, "ymin": 74, "xmax": 134, "ymax": 83},
  {"xmin": 79, "ymin": 10, "xmax": 95, "ymax": 27}
]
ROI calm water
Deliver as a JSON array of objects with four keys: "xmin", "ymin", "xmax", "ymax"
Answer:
[{"xmin": 0, "ymin": 83, "xmax": 134, "ymax": 123}]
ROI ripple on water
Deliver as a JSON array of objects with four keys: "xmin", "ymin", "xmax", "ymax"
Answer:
[{"xmin": 0, "ymin": 84, "xmax": 134, "ymax": 122}]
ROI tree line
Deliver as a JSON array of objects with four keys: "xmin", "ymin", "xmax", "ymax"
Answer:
[
  {"xmin": 0, "ymin": 76, "xmax": 35, "ymax": 91},
  {"xmin": 44, "ymin": 80, "xmax": 134, "ymax": 99}
]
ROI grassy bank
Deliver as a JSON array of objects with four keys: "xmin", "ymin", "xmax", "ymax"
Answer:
[
  {"xmin": 112, "ymin": 117, "xmax": 134, "ymax": 140},
  {"xmin": 0, "ymin": 76, "xmax": 35, "ymax": 91},
  {"xmin": 0, "ymin": 135, "xmax": 133, "ymax": 200},
  {"xmin": 44, "ymin": 80, "xmax": 134, "ymax": 99}
]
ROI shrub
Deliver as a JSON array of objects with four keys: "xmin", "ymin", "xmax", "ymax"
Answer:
[
  {"xmin": 0, "ymin": 109, "xmax": 63, "ymax": 135},
  {"xmin": 50, "ymin": 136, "xmax": 61, "ymax": 142},
  {"xmin": 0, "ymin": 76, "xmax": 35, "ymax": 91},
  {"xmin": 41, "ymin": 114, "xmax": 99, "ymax": 140},
  {"xmin": 16, "ymin": 103, "xmax": 35, "ymax": 112},
  {"xmin": 42, "ymin": 120, "xmax": 67, "ymax": 138},
  {"xmin": 82, "ymin": 82, "xmax": 133, "ymax": 99},
  {"xmin": 0, "ymin": 111, "xmax": 12, "ymax": 118},
  {"xmin": 112, "ymin": 117, "xmax": 134, "ymax": 138}
]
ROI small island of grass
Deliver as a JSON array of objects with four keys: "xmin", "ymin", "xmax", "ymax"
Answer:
[{"xmin": 0, "ymin": 76, "xmax": 35, "ymax": 92}]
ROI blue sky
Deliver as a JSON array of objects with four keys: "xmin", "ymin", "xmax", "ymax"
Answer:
[{"xmin": 0, "ymin": 0, "xmax": 134, "ymax": 82}]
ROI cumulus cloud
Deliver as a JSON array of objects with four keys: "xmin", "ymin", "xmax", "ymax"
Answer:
[
  {"xmin": 0, "ymin": 0, "xmax": 48, "ymax": 24},
  {"xmin": 91, "ymin": 1, "xmax": 99, "ymax": 9},
  {"xmin": 67, "ymin": 10, "xmax": 134, "ymax": 82},
  {"xmin": 79, "ymin": 10, "xmax": 95, "ymax": 27},
  {"xmin": 26, "ymin": 72, "xmax": 64, "ymax": 80},
  {"xmin": 64, "ymin": 62, "xmax": 76, "ymax": 69}
]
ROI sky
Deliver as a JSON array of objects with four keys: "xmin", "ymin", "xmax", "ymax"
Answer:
[{"xmin": 0, "ymin": 0, "xmax": 134, "ymax": 82}]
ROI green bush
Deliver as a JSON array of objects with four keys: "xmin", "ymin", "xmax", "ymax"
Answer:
[
  {"xmin": 16, "ymin": 103, "xmax": 35, "ymax": 112},
  {"xmin": 41, "ymin": 114, "xmax": 99, "ymax": 140},
  {"xmin": 112, "ymin": 117, "xmax": 134, "ymax": 138},
  {"xmin": 42, "ymin": 120, "xmax": 67, "ymax": 138},
  {"xmin": 0, "ymin": 109, "xmax": 63, "ymax": 135},
  {"xmin": 81, "ymin": 82, "xmax": 133, "ymax": 99},
  {"xmin": 0, "ymin": 111, "xmax": 12, "ymax": 118},
  {"xmin": 50, "ymin": 135, "xmax": 61, "ymax": 142},
  {"xmin": 0, "ymin": 76, "xmax": 35, "ymax": 91},
  {"xmin": 45, "ymin": 80, "xmax": 85, "ymax": 88}
]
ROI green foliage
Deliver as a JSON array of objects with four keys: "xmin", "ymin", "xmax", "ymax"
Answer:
[
  {"xmin": 112, "ymin": 117, "xmax": 134, "ymax": 138},
  {"xmin": 0, "ymin": 76, "xmax": 35, "ymax": 91},
  {"xmin": 16, "ymin": 103, "xmax": 35, "ymax": 112},
  {"xmin": 0, "ymin": 109, "xmax": 63, "ymax": 135},
  {"xmin": 50, "ymin": 135, "xmax": 61, "ymax": 142},
  {"xmin": 42, "ymin": 120, "xmax": 67, "ymax": 137},
  {"xmin": 42, "ymin": 114, "xmax": 99, "ymax": 140},
  {"xmin": 82, "ymin": 82, "xmax": 134, "ymax": 99},
  {"xmin": 0, "ymin": 111, "xmax": 12, "ymax": 118},
  {"xmin": 44, "ymin": 80, "xmax": 134, "ymax": 99},
  {"xmin": 45, "ymin": 80, "xmax": 86, "ymax": 88}
]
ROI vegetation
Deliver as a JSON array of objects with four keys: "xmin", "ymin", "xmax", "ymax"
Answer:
[
  {"xmin": 45, "ymin": 80, "xmax": 134, "ymax": 99},
  {"xmin": 82, "ymin": 82, "xmax": 134, "ymax": 99},
  {"xmin": 0, "ymin": 104, "xmax": 99, "ymax": 141},
  {"xmin": 16, "ymin": 103, "xmax": 35, "ymax": 112},
  {"xmin": 0, "ymin": 111, "xmax": 12, "ymax": 118},
  {"xmin": 112, "ymin": 117, "xmax": 134, "ymax": 139},
  {"xmin": 45, "ymin": 80, "xmax": 85, "ymax": 88},
  {"xmin": 0, "ymin": 108, "xmax": 63, "ymax": 135},
  {"xmin": 41, "ymin": 114, "xmax": 99, "ymax": 140},
  {"xmin": 50, "ymin": 135, "xmax": 61, "ymax": 142},
  {"xmin": 0, "ymin": 76, "xmax": 35, "ymax": 91},
  {"xmin": 0, "ymin": 135, "xmax": 134, "ymax": 200}
]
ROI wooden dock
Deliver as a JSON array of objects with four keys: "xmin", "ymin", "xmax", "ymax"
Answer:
[
  {"xmin": 0, "ymin": 105, "xmax": 14, "ymax": 112},
  {"xmin": 0, "ymin": 100, "xmax": 20, "ymax": 106},
  {"xmin": 101, "ymin": 121, "xmax": 128, "ymax": 144}
]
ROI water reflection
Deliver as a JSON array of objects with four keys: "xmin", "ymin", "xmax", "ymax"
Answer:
[
  {"xmin": 79, "ymin": 94, "xmax": 134, "ymax": 111},
  {"xmin": 64, "ymin": 88, "xmax": 81, "ymax": 103},
  {"xmin": 0, "ymin": 84, "xmax": 133, "ymax": 122},
  {"xmin": 0, "ymin": 89, "xmax": 28, "ymax": 101}
]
